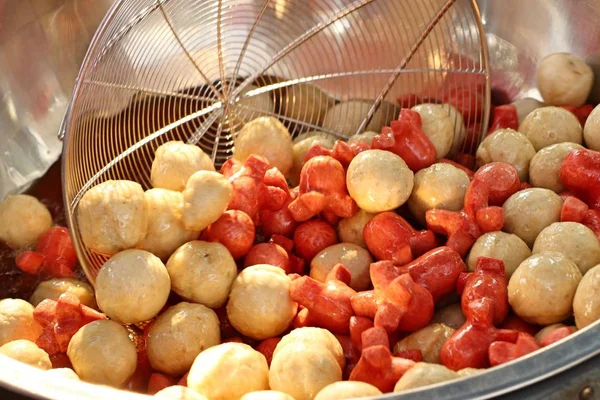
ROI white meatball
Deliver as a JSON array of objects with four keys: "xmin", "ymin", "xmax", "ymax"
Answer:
[
  {"xmin": 476, "ymin": 128, "xmax": 536, "ymax": 181},
  {"xmin": 431, "ymin": 303, "xmax": 465, "ymax": 330},
  {"xmin": 290, "ymin": 135, "xmax": 337, "ymax": 187},
  {"xmin": 0, "ymin": 195, "xmax": 52, "ymax": 249},
  {"xmin": 574, "ymin": 264, "xmax": 600, "ymax": 329},
  {"xmin": 166, "ymin": 241, "xmax": 237, "ymax": 308},
  {"xmin": 270, "ymin": 344, "xmax": 341, "ymax": 400},
  {"xmin": 0, "ymin": 340, "xmax": 51, "ymax": 370},
  {"xmin": 182, "ymin": 170, "xmax": 233, "ymax": 232},
  {"xmin": 322, "ymin": 100, "xmax": 398, "ymax": 137},
  {"xmin": 30, "ymin": 278, "xmax": 97, "ymax": 309},
  {"xmin": 529, "ymin": 142, "xmax": 585, "ymax": 192},
  {"xmin": 408, "ymin": 163, "xmax": 470, "ymax": 225},
  {"xmin": 310, "ymin": 243, "xmax": 373, "ymax": 291},
  {"xmin": 293, "ymin": 131, "xmax": 337, "ymax": 144},
  {"xmin": 394, "ymin": 362, "xmax": 458, "ymax": 392},
  {"xmin": 347, "ymin": 131, "xmax": 378, "ymax": 145},
  {"xmin": 0, "ymin": 299, "xmax": 42, "ymax": 346},
  {"xmin": 279, "ymin": 83, "xmax": 333, "ymax": 126},
  {"xmin": 44, "ymin": 368, "xmax": 79, "ymax": 380},
  {"xmin": 533, "ymin": 222, "xmax": 600, "ymax": 275},
  {"xmin": 95, "ymin": 249, "xmax": 171, "ymax": 324},
  {"xmin": 227, "ymin": 265, "xmax": 296, "ymax": 340},
  {"xmin": 536, "ymin": 52, "xmax": 594, "ymax": 107},
  {"xmin": 273, "ymin": 327, "xmax": 345, "ymax": 369},
  {"xmin": 584, "ymin": 104, "xmax": 600, "ymax": 151},
  {"xmin": 467, "ymin": 232, "xmax": 532, "ymax": 278},
  {"xmin": 147, "ymin": 302, "xmax": 220, "ymax": 375},
  {"xmin": 412, "ymin": 103, "xmax": 466, "ymax": 159},
  {"xmin": 508, "ymin": 252, "xmax": 582, "ymax": 325},
  {"xmin": 393, "ymin": 323, "xmax": 455, "ymax": 364},
  {"xmin": 155, "ymin": 385, "xmax": 208, "ymax": 400},
  {"xmin": 235, "ymin": 84, "xmax": 275, "ymax": 125},
  {"xmin": 457, "ymin": 368, "xmax": 483, "ymax": 377},
  {"xmin": 151, "ymin": 141, "xmax": 215, "ymax": 191},
  {"xmin": 512, "ymin": 98, "xmax": 545, "ymax": 125},
  {"xmin": 519, "ymin": 107, "xmax": 583, "ymax": 151},
  {"xmin": 337, "ymin": 209, "xmax": 375, "ymax": 249},
  {"xmin": 188, "ymin": 342, "xmax": 269, "ymax": 400},
  {"xmin": 140, "ymin": 188, "xmax": 200, "ymax": 259},
  {"xmin": 77, "ymin": 180, "xmax": 148, "ymax": 255},
  {"xmin": 314, "ymin": 381, "xmax": 382, "ymax": 400},
  {"xmin": 67, "ymin": 320, "xmax": 137, "ymax": 387},
  {"xmin": 347, "ymin": 149, "xmax": 414, "ymax": 213},
  {"xmin": 234, "ymin": 116, "xmax": 293, "ymax": 176},
  {"xmin": 240, "ymin": 391, "xmax": 296, "ymax": 400},
  {"xmin": 502, "ymin": 188, "xmax": 563, "ymax": 247}
]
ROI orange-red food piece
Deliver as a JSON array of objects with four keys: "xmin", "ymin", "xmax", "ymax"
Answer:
[
  {"xmin": 259, "ymin": 195, "xmax": 298, "ymax": 238},
  {"xmin": 583, "ymin": 209, "xmax": 600, "ymax": 241},
  {"xmin": 16, "ymin": 226, "xmax": 77, "ymax": 278},
  {"xmin": 147, "ymin": 373, "xmax": 178, "ymax": 395},
  {"xmin": 560, "ymin": 104, "xmax": 594, "ymax": 126},
  {"xmin": 349, "ymin": 316, "xmax": 374, "ymax": 351},
  {"xmin": 487, "ymin": 105, "xmax": 519, "ymax": 135},
  {"xmin": 539, "ymin": 326, "xmax": 575, "ymax": 347},
  {"xmin": 335, "ymin": 334, "xmax": 361, "ymax": 379},
  {"xmin": 305, "ymin": 140, "xmax": 370, "ymax": 169},
  {"xmin": 500, "ymin": 315, "xmax": 539, "ymax": 337},
  {"xmin": 560, "ymin": 149, "xmax": 600, "ymax": 210},
  {"xmin": 255, "ymin": 337, "xmax": 281, "ymax": 366},
  {"xmin": 244, "ymin": 243, "xmax": 290, "ymax": 272},
  {"xmin": 394, "ymin": 349, "xmax": 424, "ymax": 362},
  {"xmin": 178, "ymin": 373, "xmax": 188, "ymax": 387},
  {"xmin": 293, "ymin": 220, "xmax": 338, "ymax": 261},
  {"xmin": 488, "ymin": 332, "xmax": 540, "ymax": 367},
  {"xmin": 203, "ymin": 210, "xmax": 255, "ymax": 260},
  {"xmin": 561, "ymin": 196, "xmax": 589, "ymax": 223},
  {"xmin": 49, "ymin": 353, "xmax": 72, "ymax": 369}
]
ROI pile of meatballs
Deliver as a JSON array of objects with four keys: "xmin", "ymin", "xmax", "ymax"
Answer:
[{"xmin": 1, "ymin": 51, "xmax": 600, "ymax": 400}]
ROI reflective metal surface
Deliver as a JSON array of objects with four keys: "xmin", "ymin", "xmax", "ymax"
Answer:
[{"xmin": 0, "ymin": 0, "xmax": 112, "ymax": 200}]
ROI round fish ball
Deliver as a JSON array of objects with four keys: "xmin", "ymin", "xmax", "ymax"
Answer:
[
  {"xmin": 147, "ymin": 302, "xmax": 220, "ymax": 375},
  {"xmin": 394, "ymin": 362, "xmax": 458, "ymax": 392},
  {"xmin": 269, "ymin": 344, "xmax": 341, "ymax": 400},
  {"xmin": 337, "ymin": 209, "xmax": 375, "ymax": 249},
  {"xmin": 274, "ymin": 327, "xmax": 345, "ymax": 369},
  {"xmin": 234, "ymin": 116, "xmax": 293, "ymax": 176},
  {"xmin": 467, "ymin": 231, "xmax": 532, "ymax": 277},
  {"xmin": 393, "ymin": 323, "xmax": 455, "ymax": 364},
  {"xmin": 67, "ymin": 320, "xmax": 137, "ymax": 387},
  {"xmin": 536, "ymin": 52, "xmax": 594, "ymax": 107},
  {"xmin": 529, "ymin": 142, "xmax": 585, "ymax": 192},
  {"xmin": 293, "ymin": 131, "xmax": 337, "ymax": 144},
  {"xmin": 151, "ymin": 141, "xmax": 215, "ymax": 192},
  {"xmin": 45, "ymin": 368, "xmax": 79, "ymax": 380},
  {"xmin": 502, "ymin": 188, "xmax": 563, "ymax": 247},
  {"xmin": 0, "ymin": 340, "xmax": 51, "ymax": 370},
  {"xmin": 347, "ymin": 131, "xmax": 378, "ymax": 145},
  {"xmin": 347, "ymin": 149, "xmax": 414, "ymax": 213},
  {"xmin": 0, "ymin": 195, "xmax": 52, "ymax": 249},
  {"xmin": 519, "ymin": 107, "xmax": 583, "ymax": 151},
  {"xmin": 95, "ymin": 249, "xmax": 170, "ymax": 324},
  {"xmin": 279, "ymin": 83, "xmax": 333, "ymax": 126},
  {"xmin": 240, "ymin": 391, "xmax": 295, "ymax": 400},
  {"xmin": 408, "ymin": 163, "xmax": 470, "ymax": 225},
  {"xmin": 533, "ymin": 222, "xmax": 600, "ymax": 275},
  {"xmin": 508, "ymin": 252, "xmax": 582, "ymax": 325},
  {"xmin": 512, "ymin": 98, "xmax": 545, "ymax": 125},
  {"xmin": 457, "ymin": 368, "xmax": 483, "ymax": 377},
  {"xmin": 227, "ymin": 265, "xmax": 296, "ymax": 340},
  {"xmin": 574, "ymin": 264, "xmax": 600, "ymax": 329},
  {"xmin": 166, "ymin": 241, "xmax": 237, "ymax": 308},
  {"xmin": 322, "ymin": 100, "xmax": 398, "ymax": 137},
  {"xmin": 412, "ymin": 103, "xmax": 466, "ymax": 159},
  {"xmin": 314, "ymin": 381, "xmax": 382, "ymax": 400},
  {"xmin": 182, "ymin": 171, "xmax": 233, "ymax": 232},
  {"xmin": 0, "ymin": 299, "xmax": 42, "ymax": 346},
  {"xmin": 188, "ymin": 342, "xmax": 269, "ymax": 400},
  {"xmin": 235, "ymin": 84, "xmax": 275, "ymax": 125},
  {"xmin": 584, "ymin": 104, "xmax": 600, "ymax": 151},
  {"xmin": 310, "ymin": 243, "xmax": 373, "ymax": 291},
  {"xmin": 290, "ymin": 135, "xmax": 337, "ymax": 187},
  {"xmin": 140, "ymin": 189, "xmax": 200, "ymax": 259},
  {"xmin": 155, "ymin": 385, "xmax": 208, "ymax": 400},
  {"xmin": 431, "ymin": 303, "xmax": 466, "ymax": 330},
  {"xmin": 476, "ymin": 129, "xmax": 536, "ymax": 181},
  {"xmin": 30, "ymin": 278, "xmax": 97, "ymax": 309},
  {"xmin": 77, "ymin": 180, "xmax": 147, "ymax": 255}
]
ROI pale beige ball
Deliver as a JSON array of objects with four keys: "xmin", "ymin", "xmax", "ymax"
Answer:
[
  {"xmin": 151, "ymin": 141, "xmax": 215, "ymax": 192},
  {"xmin": 154, "ymin": 385, "xmax": 208, "ymax": 400},
  {"xmin": 240, "ymin": 391, "xmax": 296, "ymax": 400},
  {"xmin": 314, "ymin": 381, "xmax": 382, "ymax": 400},
  {"xmin": 0, "ymin": 194, "xmax": 52, "ymax": 249},
  {"xmin": 147, "ymin": 302, "xmax": 220, "ymax": 375},
  {"xmin": 67, "ymin": 320, "xmax": 137, "ymax": 387},
  {"xmin": 467, "ymin": 231, "xmax": 532, "ymax": 278},
  {"xmin": 412, "ymin": 103, "xmax": 465, "ymax": 159},
  {"xmin": 519, "ymin": 107, "xmax": 583, "ymax": 151},
  {"xmin": 274, "ymin": 327, "xmax": 345, "ymax": 369},
  {"xmin": 512, "ymin": 97, "xmax": 545, "ymax": 125},
  {"xmin": 476, "ymin": 128, "xmax": 536, "ymax": 181},
  {"xmin": 508, "ymin": 252, "xmax": 582, "ymax": 325},
  {"xmin": 337, "ymin": 209, "xmax": 375, "ymax": 249},
  {"xmin": 536, "ymin": 52, "xmax": 594, "ymax": 107},
  {"xmin": 166, "ymin": 241, "xmax": 237, "ymax": 308},
  {"xmin": 30, "ymin": 278, "xmax": 97, "ymax": 309},
  {"xmin": 279, "ymin": 83, "xmax": 333, "ymax": 126},
  {"xmin": 234, "ymin": 116, "xmax": 293, "ymax": 176},
  {"xmin": 0, "ymin": 340, "xmax": 51, "ymax": 370},
  {"xmin": 182, "ymin": 170, "xmax": 233, "ymax": 231},
  {"xmin": 227, "ymin": 265, "xmax": 296, "ymax": 340},
  {"xmin": 44, "ymin": 368, "xmax": 79, "ymax": 380},
  {"xmin": 431, "ymin": 303, "xmax": 466, "ymax": 330},
  {"xmin": 235, "ymin": 84, "xmax": 275, "ymax": 125},
  {"xmin": 573, "ymin": 264, "xmax": 600, "ymax": 329},
  {"xmin": 347, "ymin": 149, "xmax": 414, "ymax": 213},
  {"xmin": 77, "ymin": 180, "xmax": 148, "ymax": 255},
  {"xmin": 347, "ymin": 131, "xmax": 378, "ymax": 145},
  {"xmin": 529, "ymin": 142, "xmax": 585, "ymax": 192},
  {"xmin": 310, "ymin": 243, "xmax": 373, "ymax": 291},
  {"xmin": 322, "ymin": 100, "xmax": 398, "ymax": 137},
  {"xmin": 0, "ymin": 299, "xmax": 42, "ymax": 346},
  {"xmin": 584, "ymin": 104, "xmax": 600, "ymax": 151},
  {"xmin": 188, "ymin": 342, "xmax": 269, "ymax": 400},
  {"xmin": 95, "ymin": 249, "xmax": 171, "ymax": 324},
  {"xmin": 394, "ymin": 362, "xmax": 458, "ymax": 392},
  {"xmin": 393, "ymin": 323, "xmax": 455, "ymax": 364}
]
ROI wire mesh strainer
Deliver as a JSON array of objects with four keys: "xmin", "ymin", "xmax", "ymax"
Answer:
[{"xmin": 61, "ymin": 0, "xmax": 490, "ymax": 283}]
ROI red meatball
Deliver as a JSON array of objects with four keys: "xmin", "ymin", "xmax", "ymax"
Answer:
[
  {"xmin": 203, "ymin": 210, "xmax": 255, "ymax": 259},
  {"xmin": 244, "ymin": 243, "xmax": 291, "ymax": 273},
  {"xmin": 293, "ymin": 220, "xmax": 338, "ymax": 261}
]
